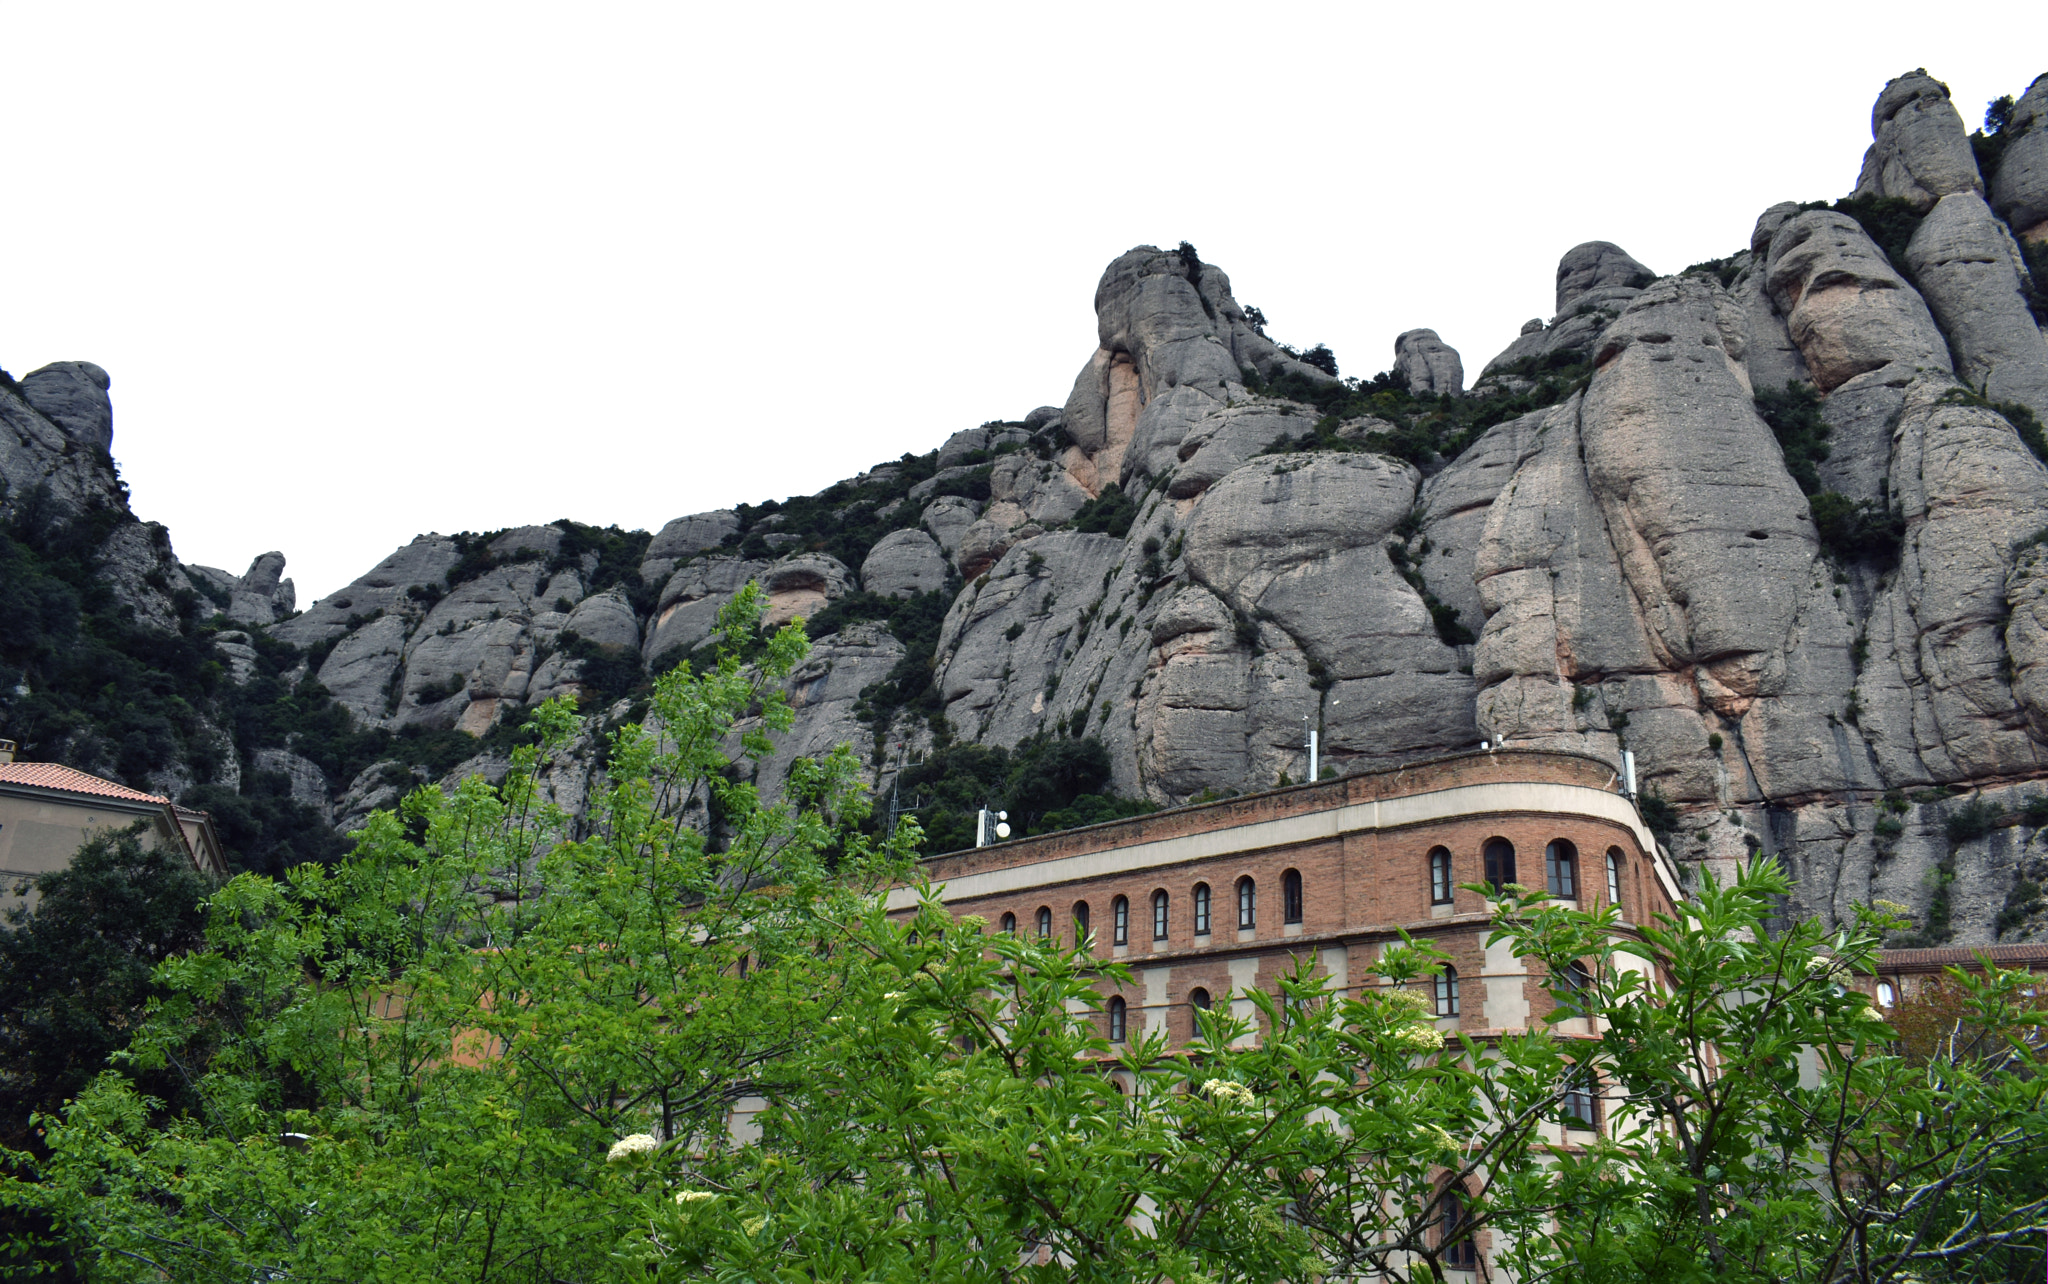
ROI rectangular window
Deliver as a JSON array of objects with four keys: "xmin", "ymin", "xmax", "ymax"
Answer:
[
  {"xmin": 1194, "ymin": 885, "xmax": 1211, "ymax": 935},
  {"xmin": 1112, "ymin": 897, "xmax": 1128, "ymax": 946},
  {"xmin": 1153, "ymin": 893, "xmax": 1168, "ymax": 941}
]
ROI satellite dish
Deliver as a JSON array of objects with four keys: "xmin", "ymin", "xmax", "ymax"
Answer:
[
  {"xmin": 997, "ymin": 811, "xmax": 1008, "ymax": 821},
  {"xmin": 995, "ymin": 822, "xmax": 1011, "ymax": 839}
]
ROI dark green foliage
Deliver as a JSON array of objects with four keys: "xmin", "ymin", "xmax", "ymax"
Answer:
[
  {"xmin": 721, "ymin": 449, "xmax": 1058, "ymax": 573},
  {"xmin": 1809, "ymin": 492, "xmax": 1906, "ymax": 569},
  {"xmin": 2017, "ymin": 236, "xmax": 2048, "ymax": 326},
  {"xmin": 2025, "ymin": 795, "xmax": 2048, "ymax": 828},
  {"xmin": 1970, "ymin": 94, "xmax": 2019, "ymax": 185},
  {"xmin": 1875, "ymin": 814, "xmax": 1905, "ymax": 840},
  {"xmin": 1945, "ymin": 797, "xmax": 2004, "ymax": 845},
  {"xmin": 555, "ymin": 630, "xmax": 643, "ymax": 708},
  {"xmin": 1245, "ymin": 350, "xmax": 1590, "ymax": 472},
  {"xmin": 183, "ymin": 774, "xmax": 346, "ymax": 879},
  {"xmin": 894, "ymin": 734, "xmax": 1152, "ymax": 854},
  {"xmin": 1682, "ymin": 255, "xmax": 1744, "ymax": 289},
  {"xmin": 1036, "ymin": 791, "xmax": 1159, "ymax": 833},
  {"xmin": 1940, "ymin": 385, "xmax": 2048, "ymax": 463},
  {"xmin": 1067, "ymin": 484, "xmax": 1137, "ymax": 538},
  {"xmin": 1384, "ymin": 534, "xmax": 1474, "ymax": 647},
  {"xmin": 1637, "ymin": 790, "xmax": 1679, "ymax": 838},
  {"xmin": 442, "ymin": 529, "xmax": 512, "ymax": 589},
  {"xmin": 549, "ymin": 520, "xmax": 656, "ymax": 615},
  {"xmin": 1754, "ymin": 382, "xmax": 1905, "ymax": 566},
  {"xmin": 1798, "ymin": 196, "xmax": 1927, "ymax": 283},
  {"xmin": 0, "ymin": 827, "xmax": 209, "ymax": 1152},
  {"xmin": 1997, "ymin": 876, "xmax": 2044, "ymax": 935},
  {"xmin": 1754, "ymin": 382, "xmax": 1831, "ymax": 494},
  {"xmin": 1294, "ymin": 344, "xmax": 1339, "ymax": 377},
  {"xmin": 804, "ymin": 589, "xmax": 955, "ymax": 756}
]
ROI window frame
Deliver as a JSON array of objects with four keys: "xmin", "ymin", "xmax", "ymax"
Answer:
[
  {"xmin": 1072, "ymin": 900, "xmax": 1091, "ymax": 942},
  {"xmin": 1545, "ymin": 839, "xmax": 1578, "ymax": 899},
  {"xmin": 1236, "ymin": 876, "xmax": 1256, "ymax": 931},
  {"xmin": 1435, "ymin": 965, "xmax": 1460, "ymax": 1017},
  {"xmin": 1111, "ymin": 895, "xmax": 1129, "ymax": 946},
  {"xmin": 1000, "ymin": 911, "xmax": 1016, "ymax": 935},
  {"xmin": 1107, "ymin": 995, "xmax": 1127, "ymax": 1043},
  {"xmin": 1429, "ymin": 846, "xmax": 1454, "ymax": 905},
  {"xmin": 1440, "ymin": 1185, "xmax": 1478, "ymax": 1270},
  {"xmin": 1193, "ymin": 883, "xmax": 1212, "ymax": 935},
  {"xmin": 1152, "ymin": 889, "xmax": 1169, "ymax": 941},
  {"xmin": 1561, "ymin": 1064, "xmax": 1600, "ymax": 1130},
  {"xmin": 1282, "ymin": 868, "xmax": 1303, "ymax": 924},
  {"xmin": 1605, "ymin": 847, "xmax": 1623, "ymax": 908},
  {"xmin": 1036, "ymin": 906, "xmax": 1052, "ymax": 938},
  {"xmin": 1189, "ymin": 986, "xmax": 1211, "ymax": 1011},
  {"xmin": 1483, "ymin": 838, "xmax": 1517, "ymax": 893}
]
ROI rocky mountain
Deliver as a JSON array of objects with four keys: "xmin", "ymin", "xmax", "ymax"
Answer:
[{"xmin": 6, "ymin": 68, "xmax": 2048, "ymax": 946}]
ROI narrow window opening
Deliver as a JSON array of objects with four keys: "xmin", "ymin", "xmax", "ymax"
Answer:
[
  {"xmin": 1545, "ymin": 839, "xmax": 1578, "ymax": 899},
  {"xmin": 1429, "ymin": 846, "xmax": 1453, "ymax": 904},
  {"xmin": 1193, "ymin": 883, "xmax": 1212, "ymax": 935},
  {"xmin": 1483, "ymin": 839, "xmax": 1517, "ymax": 893},
  {"xmin": 1036, "ymin": 906, "xmax": 1051, "ymax": 938},
  {"xmin": 1152, "ymin": 890, "xmax": 1169, "ymax": 941},
  {"xmin": 1108, "ymin": 995, "xmax": 1127, "ymax": 1043},
  {"xmin": 1435, "ymin": 965, "xmax": 1460, "ymax": 1017},
  {"xmin": 1237, "ymin": 877, "xmax": 1256, "ymax": 931},
  {"xmin": 1112, "ymin": 895, "xmax": 1129, "ymax": 946}
]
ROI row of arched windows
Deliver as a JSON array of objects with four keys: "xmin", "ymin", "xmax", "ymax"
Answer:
[
  {"xmin": 1426, "ymin": 839, "xmax": 1629, "ymax": 907},
  {"xmin": 997, "ymin": 869, "xmax": 1308, "ymax": 945}
]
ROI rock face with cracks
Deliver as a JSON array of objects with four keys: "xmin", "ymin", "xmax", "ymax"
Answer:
[{"xmin": 17, "ymin": 67, "xmax": 2048, "ymax": 950}]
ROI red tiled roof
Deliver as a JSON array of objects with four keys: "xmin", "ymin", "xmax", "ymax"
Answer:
[
  {"xmin": 1877, "ymin": 944, "xmax": 2048, "ymax": 974},
  {"xmin": 0, "ymin": 762, "xmax": 170, "ymax": 806}
]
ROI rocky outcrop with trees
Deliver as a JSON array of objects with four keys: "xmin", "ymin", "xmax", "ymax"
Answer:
[{"xmin": 5, "ymin": 68, "xmax": 2048, "ymax": 946}]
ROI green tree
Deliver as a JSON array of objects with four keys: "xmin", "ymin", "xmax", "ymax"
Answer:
[
  {"xmin": 0, "ymin": 825, "xmax": 210, "ymax": 1151},
  {"xmin": 1487, "ymin": 862, "xmax": 2048, "ymax": 1283},
  {"xmin": 7, "ymin": 587, "xmax": 917, "ymax": 1279}
]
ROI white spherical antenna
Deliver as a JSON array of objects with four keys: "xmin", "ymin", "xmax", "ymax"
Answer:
[{"xmin": 995, "ymin": 822, "xmax": 1012, "ymax": 839}]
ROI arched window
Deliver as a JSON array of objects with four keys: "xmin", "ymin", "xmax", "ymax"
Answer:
[
  {"xmin": 1152, "ymin": 890, "xmax": 1169, "ymax": 941},
  {"xmin": 1073, "ymin": 901, "xmax": 1091, "ymax": 942},
  {"xmin": 1429, "ymin": 846, "xmax": 1453, "ymax": 905},
  {"xmin": 1483, "ymin": 838, "xmax": 1517, "ymax": 893},
  {"xmin": 1107, "ymin": 995, "xmax": 1127, "ymax": 1043},
  {"xmin": 1545, "ymin": 839, "xmax": 1578, "ymax": 899},
  {"xmin": 1440, "ymin": 1183, "xmax": 1478, "ymax": 1269},
  {"xmin": 1189, "ymin": 987, "xmax": 1211, "ymax": 1011},
  {"xmin": 1435, "ymin": 965, "xmax": 1460, "ymax": 1017},
  {"xmin": 1877, "ymin": 979, "xmax": 1898, "ymax": 1007},
  {"xmin": 1555, "ymin": 960, "xmax": 1594, "ymax": 1018},
  {"xmin": 1561, "ymin": 1064, "xmax": 1599, "ymax": 1129},
  {"xmin": 1193, "ymin": 883, "xmax": 1212, "ymax": 935},
  {"xmin": 1605, "ymin": 848, "xmax": 1623, "ymax": 907},
  {"xmin": 1111, "ymin": 895, "xmax": 1129, "ymax": 946},
  {"xmin": 1237, "ymin": 877, "xmax": 1257, "ymax": 930},
  {"xmin": 1282, "ymin": 868, "xmax": 1303, "ymax": 923},
  {"xmin": 1036, "ymin": 906, "xmax": 1052, "ymax": 938},
  {"xmin": 1000, "ymin": 912, "xmax": 1016, "ymax": 934}
]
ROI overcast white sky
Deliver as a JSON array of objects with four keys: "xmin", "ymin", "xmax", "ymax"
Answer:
[{"xmin": 1, "ymin": 3, "xmax": 2038, "ymax": 602}]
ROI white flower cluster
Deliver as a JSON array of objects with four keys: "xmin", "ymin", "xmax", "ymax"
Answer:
[
  {"xmin": 607, "ymin": 1133, "xmax": 659, "ymax": 1162},
  {"xmin": 1393, "ymin": 1025, "xmax": 1446, "ymax": 1052},
  {"xmin": 1384, "ymin": 989, "xmax": 1433, "ymax": 1015},
  {"xmin": 674, "ymin": 1190, "xmax": 717, "ymax": 1204},
  {"xmin": 1203, "ymin": 1078, "xmax": 1257, "ymax": 1108}
]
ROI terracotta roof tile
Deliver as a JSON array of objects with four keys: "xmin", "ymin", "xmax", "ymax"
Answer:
[
  {"xmin": 0, "ymin": 762, "xmax": 170, "ymax": 805},
  {"xmin": 1876, "ymin": 944, "xmax": 2048, "ymax": 973}
]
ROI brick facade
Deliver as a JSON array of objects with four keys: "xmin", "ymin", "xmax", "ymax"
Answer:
[{"xmin": 894, "ymin": 747, "xmax": 1681, "ymax": 1047}]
